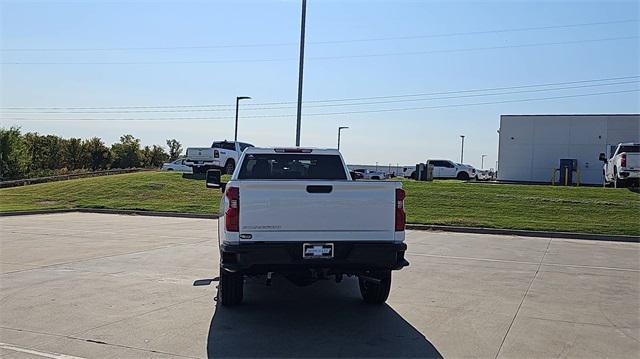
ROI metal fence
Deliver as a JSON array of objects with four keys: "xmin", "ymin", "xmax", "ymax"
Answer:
[{"xmin": 0, "ymin": 168, "xmax": 148, "ymax": 188}]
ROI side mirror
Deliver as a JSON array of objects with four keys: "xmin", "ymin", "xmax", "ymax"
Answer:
[
  {"xmin": 205, "ymin": 169, "xmax": 222, "ymax": 189},
  {"xmin": 598, "ymin": 153, "xmax": 607, "ymax": 162}
]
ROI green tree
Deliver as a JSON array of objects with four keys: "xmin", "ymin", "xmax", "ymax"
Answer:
[
  {"xmin": 82, "ymin": 137, "xmax": 111, "ymax": 170},
  {"xmin": 141, "ymin": 145, "xmax": 169, "ymax": 168},
  {"xmin": 23, "ymin": 132, "xmax": 47, "ymax": 173},
  {"xmin": 43, "ymin": 135, "xmax": 65, "ymax": 171},
  {"xmin": 22, "ymin": 133, "xmax": 66, "ymax": 175},
  {"xmin": 65, "ymin": 138, "xmax": 83, "ymax": 170},
  {"xmin": 0, "ymin": 127, "xmax": 30, "ymax": 180},
  {"xmin": 148, "ymin": 145, "xmax": 169, "ymax": 167},
  {"xmin": 166, "ymin": 139, "xmax": 183, "ymax": 161},
  {"xmin": 141, "ymin": 146, "xmax": 152, "ymax": 167},
  {"xmin": 110, "ymin": 134, "xmax": 143, "ymax": 168}
]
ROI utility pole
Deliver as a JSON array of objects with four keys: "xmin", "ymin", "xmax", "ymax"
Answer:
[
  {"xmin": 295, "ymin": 0, "xmax": 307, "ymax": 146},
  {"xmin": 481, "ymin": 154, "xmax": 487, "ymax": 169},
  {"xmin": 460, "ymin": 135, "xmax": 465, "ymax": 163},
  {"xmin": 337, "ymin": 126, "xmax": 349, "ymax": 150},
  {"xmin": 234, "ymin": 96, "xmax": 251, "ymax": 143}
]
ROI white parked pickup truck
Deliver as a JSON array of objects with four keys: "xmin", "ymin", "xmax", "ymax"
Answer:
[
  {"xmin": 600, "ymin": 143, "xmax": 640, "ymax": 187},
  {"xmin": 185, "ymin": 141, "xmax": 254, "ymax": 174},
  {"xmin": 353, "ymin": 168, "xmax": 387, "ymax": 180},
  {"xmin": 205, "ymin": 147, "xmax": 409, "ymax": 306},
  {"xmin": 427, "ymin": 160, "xmax": 477, "ymax": 180}
]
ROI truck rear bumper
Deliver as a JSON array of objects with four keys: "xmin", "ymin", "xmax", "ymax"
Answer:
[
  {"xmin": 619, "ymin": 170, "xmax": 640, "ymax": 179},
  {"xmin": 185, "ymin": 161, "xmax": 221, "ymax": 167},
  {"xmin": 220, "ymin": 241, "xmax": 409, "ymax": 274}
]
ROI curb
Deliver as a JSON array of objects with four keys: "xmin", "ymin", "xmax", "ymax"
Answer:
[
  {"xmin": 1, "ymin": 208, "xmax": 637, "ymax": 243},
  {"xmin": 0, "ymin": 168, "xmax": 147, "ymax": 189},
  {"xmin": 0, "ymin": 208, "xmax": 218, "ymax": 219},
  {"xmin": 406, "ymin": 224, "xmax": 639, "ymax": 243},
  {"xmin": 0, "ymin": 208, "xmax": 78, "ymax": 216},
  {"xmin": 75, "ymin": 208, "xmax": 218, "ymax": 219}
]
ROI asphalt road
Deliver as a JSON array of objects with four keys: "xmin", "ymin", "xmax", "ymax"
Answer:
[{"xmin": 0, "ymin": 213, "xmax": 638, "ymax": 358}]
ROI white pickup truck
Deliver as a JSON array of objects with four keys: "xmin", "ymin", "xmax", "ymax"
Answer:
[
  {"xmin": 427, "ymin": 160, "xmax": 477, "ymax": 180},
  {"xmin": 205, "ymin": 147, "xmax": 408, "ymax": 306},
  {"xmin": 353, "ymin": 168, "xmax": 387, "ymax": 180},
  {"xmin": 600, "ymin": 143, "xmax": 640, "ymax": 187},
  {"xmin": 184, "ymin": 141, "xmax": 254, "ymax": 174}
]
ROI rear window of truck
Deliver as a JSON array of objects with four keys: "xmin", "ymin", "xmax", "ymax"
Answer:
[
  {"xmin": 619, "ymin": 145, "xmax": 640, "ymax": 153},
  {"xmin": 238, "ymin": 154, "xmax": 348, "ymax": 180}
]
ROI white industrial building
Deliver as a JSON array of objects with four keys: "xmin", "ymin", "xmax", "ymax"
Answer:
[{"xmin": 497, "ymin": 114, "xmax": 640, "ymax": 185}]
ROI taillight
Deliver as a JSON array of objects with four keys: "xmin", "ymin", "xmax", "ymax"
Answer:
[
  {"xmin": 214, "ymin": 150, "xmax": 219, "ymax": 158},
  {"xmin": 395, "ymin": 188, "xmax": 405, "ymax": 231},
  {"xmin": 225, "ymin": 187, "xmax": 239, "ymax": 232},
  {"xmin": 621, "ymin": 153, "xmax": 627, "ymax": 167}
]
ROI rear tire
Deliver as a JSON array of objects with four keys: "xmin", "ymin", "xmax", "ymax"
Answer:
[
  {"xmin": 358, "ymin": 270, "xmax": 391, "ymax": 304},
  {"xmin": 225, "ymin": 160, "xmax": 236, "ymax": 175},
  {"xmin": 371, "ymin": 176, "xmax": 380, "ymax": 180},
  {"xmin": 614, "ymin": 167, "xmax": 620, "ymax": 188},
  {"xmin": 219, "ymin": 268, "xmax": 243, "ymax": 306}
]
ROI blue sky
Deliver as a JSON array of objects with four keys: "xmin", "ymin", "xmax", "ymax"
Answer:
[{"xmin": 1, "ymin": 0, "xmax": 639, "ymax": 168}]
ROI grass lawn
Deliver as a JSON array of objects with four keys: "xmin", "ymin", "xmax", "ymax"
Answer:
[
  {"xmin": 1, "ymin": 171, "xmax": 638, "ymax": 236},
  {"xmin": 0, "ymin": 171, "xmax": 222, "ymax": 214},
  {"xmin": 401, "ymin": 179, "xmax": 639, "ymax": 236}
]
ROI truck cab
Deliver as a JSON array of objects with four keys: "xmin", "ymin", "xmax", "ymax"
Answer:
[{"xmin": 206, "ymin": 147, "xmax": 408, "ymax": 306}]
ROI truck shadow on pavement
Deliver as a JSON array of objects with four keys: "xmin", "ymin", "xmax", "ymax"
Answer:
[{"xmin": 206, "ymin": 275, "xmax": 442, "ymax": 358}]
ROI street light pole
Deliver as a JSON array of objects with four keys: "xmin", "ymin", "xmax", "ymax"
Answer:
[
  {"xmin": 295, "ymin": 0, "xmax": 307, "ymax": 147},
  {"xmin": 234, "ymin": 96, "xmax": 251, "ymax": 147},
  {"xmin": 337, "ymin": 126, "xmax": 349, "ymax": 150},
  {"xmin": 460, "ymin": 135, "xmax": 465, "ymax": 163},
  {"xmin": 481, "ymin": 154, "xmax": 487, "ymax": 169}
]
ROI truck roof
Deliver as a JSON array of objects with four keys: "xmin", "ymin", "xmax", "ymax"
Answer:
[{"xmin": 244, "ymin": 147, "xmax": 342, "ymax": 155}]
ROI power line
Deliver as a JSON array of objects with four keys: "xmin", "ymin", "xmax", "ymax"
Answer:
[
  {"xmin": 312, "ymin": 19, "xmax": 639, "ymax": 44},
  {"xmin": 3, "ymin": 75, "xmax": 637, "ymax": 110},
  {"xmin": 3, "ymin": 80, "xmax": 637, "ymax": 114},
  {"xmin": 2, "ymin": 36, "xmax": 636, "ymax": 65},
  {"xmin": 1, "ymin": 116, "xmax": 233, "ymax": 122},
  {"xmin": 3, "ymin": 89, "xmax": 637, "ymax": 121},
  {"xmin": 1, "ymin": 19, "xmax": 636, "ymax": 52},
  {"xmin": 301, "ymin": 89, "xmax": 640, "ymax": 116},
  {"xmin": 284, "ymin": 76, "xmax": 640, "ymax": 104},
  {"xmin": 310, "ymin": 36, "xmax": 639, "ymax": 61}
]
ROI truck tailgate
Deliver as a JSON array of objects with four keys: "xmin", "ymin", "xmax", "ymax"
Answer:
[
  {"xmin": 237, "ymin": 181, "xmax": 398, "ymax": 242},
  {"xmin": 624, "ymin": 153, "xmax": 640, "ymax": 170},
  {"xmin": 186, "ymin": 148, "xmax": 214, "ymax": 161}
]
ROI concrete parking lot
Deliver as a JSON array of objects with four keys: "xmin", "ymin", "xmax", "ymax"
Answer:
[{"xmin": 0, "ymin": 213, "xmax": 638, "ymax": 358}]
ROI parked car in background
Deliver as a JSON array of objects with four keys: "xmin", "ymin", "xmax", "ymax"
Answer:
[
  {"xmin": 353, "ymin": 168, "xmax": 387, "ymax": 180},
  {"xmin": 601, "ymin": 142, "xmax": 640, "ymax": 187},
  {"xmin": 401, "ymin": 167, "xmax": 416, "ymax": 178},
  {"xmin": 427, "ymin": 160, "xmax": 476, "ymax": 180},
  {"xmin": 161, "ymin": 158, "xmax": 192, "ymax": 173},
  {"xmin": 206, "ymin": 147, "xmax": 408, "ymax": 306},
  {"xmin": 184, "ymin": 141, "xmax": 254, "ymax": 174},
  {"xmin": 349, "ymin": 170, "xmax": 364, "ymax": 180},
  {"xmin": 476, "ymin": 169, "xmax": 492, "ymax": 181}
]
